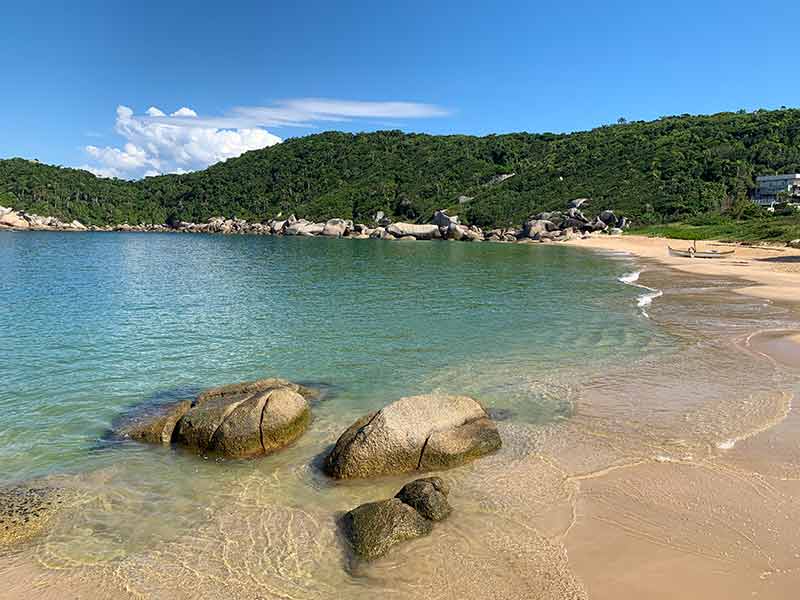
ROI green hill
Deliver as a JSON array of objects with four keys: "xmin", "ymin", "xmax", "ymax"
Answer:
[{"xmin": 2, "ymin": 109, "xmax": 800, "ymax": 233}]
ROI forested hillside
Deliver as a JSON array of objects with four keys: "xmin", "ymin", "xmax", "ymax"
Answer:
[{"xmin": 2, "ymin": 108, "xmax": 800, "ymax": 229}]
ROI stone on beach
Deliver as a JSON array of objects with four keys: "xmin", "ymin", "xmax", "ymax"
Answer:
[
  {"xmin": 432, "ymin": 209, "xmax": 460, "ymax": 228},
  {"xmin": 324, "ymin": 394, "xmax": 501, "ymax": 479},
  {"xmin": 321, "ymin": 218, "xmax": 352, "ymax": 237},
  {"xmin": 523, "ymin": 219, "xmax": 557, "ymax": 238}
]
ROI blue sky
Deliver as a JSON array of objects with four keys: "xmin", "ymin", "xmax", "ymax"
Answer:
[{"xmin": 1, "ymin": 0, "xmax": 797, "ymax": 178}]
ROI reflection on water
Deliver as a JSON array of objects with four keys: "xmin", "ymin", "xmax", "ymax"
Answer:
[{"xmin": 2, "ymin": 234, "xmax": 800, "ymax": 598}]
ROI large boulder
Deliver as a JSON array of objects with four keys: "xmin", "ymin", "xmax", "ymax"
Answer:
[
  {"xmin": 598, "ymin": 210, "xmax": 617, "ymax": 226},
  {"xmin": 269, "ymin": 219, "xmax": 287, "ymax": 234},
  {"xmin": 324, "ymin": 394, "xmax": 501, "ymax": 479},
  {"xmin": 432, "ymin": 210, "xmax": 459, "ymax": 228},
  {"xmin": 302, "ymin": 222, "xmax": 326, "ymax": 236},
  {"xmin": 522, "ymin": 219, "xmax": 556, "ymax": 238},
  {"xmin": 284, "ymin": 219, "xmax": 312, "ymax": 236},
  {"xmin": 788, "ymin": 239, "xmax": 800, "ymax": 249},
  {"xmin": 566, "ymin": 207, "xmax": 589, "ymax": 222},
  {"xmin": 0, "ymin": 485, "xmax": 72, "ymax": 547},
  {"xmin": 0, "ymin": 211, "xmax": 29, "ymax": 229},
  {"xmin": 321, "ymin": 218, "xmax": 352, "ymax": 237},
  {"xmin": 168, "ymin": 378, "xmax": 314, "ymax": 458},
  {"xmin": 343, "ymin": 498, "xmax": 432, "ymax": 561},
  {"xmin": 386, "ymin": 223, "xmax": 441, "ymax": 240},
  {"xmin": 589, "ymin": 216, "xmax": 608, "ymax": 231}
]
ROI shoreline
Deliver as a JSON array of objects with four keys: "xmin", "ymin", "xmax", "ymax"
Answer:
[{"xmin": 563, "ymin": 234, "xmax": 800, "ymax": 305}]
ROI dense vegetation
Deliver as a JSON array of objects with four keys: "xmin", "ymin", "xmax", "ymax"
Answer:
[{"xmin": 2, "ymin": 108, "xmax": 800, "ymax": 239}]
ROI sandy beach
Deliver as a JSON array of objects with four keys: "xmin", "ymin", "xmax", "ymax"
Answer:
[{"xmin": 556, "ymin": 234, "xmax": 800, "ymax": 599}]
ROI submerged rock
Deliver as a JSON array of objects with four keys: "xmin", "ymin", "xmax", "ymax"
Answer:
[
  {"xmin": 324, "ymin": 394, "xmax": 501, "ymax": 479},
  {"xmin": 0, "ymin": 485, "xmax": 71, "ymax": 547},
  {"xmin": 344, "ymin": 476, "xmax": 452, "ymax": 560},
  {"xmin": 116, "ymin": 399, "xmax": 193, "ymax": 444},
  {"xmin": 343, "ymin": 498, "xmax": 433, "ymax": 561},
  {"xmin": 173, "ymin": 378, "xmax": 313, "ymax": 458}
]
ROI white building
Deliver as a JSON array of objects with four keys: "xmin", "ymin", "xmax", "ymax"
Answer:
[{"xmin": 754, "ymin": 174, "xmax": 800, "ymax": 206}]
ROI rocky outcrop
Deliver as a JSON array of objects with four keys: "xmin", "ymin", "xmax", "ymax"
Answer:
[
  {"xmin": 324, "ymin": 394, "xmax": 501, "ymax": 479},
  {"xmin": 0, "ymin": 485, "xmax": 72, "ymax": 547},
  {"xmin": 0, "ymin": 206, "xmax": 86, "ymax": 231},
  {"xmin": 788, "ymin": 239, "xmax": 800, "ymax": 249},
  {"xmin": 343, "ymin": 476, "xmax": 452, "ymax": 560},
  {"xmin": 0, "ymin": 198, "xmax": 630, "ymax": 245}
]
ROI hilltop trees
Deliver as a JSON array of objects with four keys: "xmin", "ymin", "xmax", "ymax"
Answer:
[{"xmin": 1, "ymin": 109, "xmax": 800, "ymax": 230}]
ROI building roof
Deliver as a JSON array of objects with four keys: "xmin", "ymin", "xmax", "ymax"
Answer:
[{"xmin": 756, "ymin": 174, "xmax": 800, "ymax": 182}]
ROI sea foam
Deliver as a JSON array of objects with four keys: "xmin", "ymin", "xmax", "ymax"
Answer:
[
  {"xmin": 617, "ymin": 270, "xmax": 662, "ymax": 317},
  {"xmin": 617, "ymin": 271, "xmax": 641, "ymax": 284}
]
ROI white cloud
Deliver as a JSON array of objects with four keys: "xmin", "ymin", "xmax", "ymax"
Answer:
[
  {"xmin": 84, "ymin": 104, "xmax": 281, "ymax": 179},
  {"xmin": 84, "ymin": 98, "xmax": 449, "ymax": 179}
]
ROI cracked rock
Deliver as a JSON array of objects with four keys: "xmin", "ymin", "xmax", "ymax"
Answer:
[{"xmin": 324, "ymin": 394, "xmax": 501, "ymax": 479}]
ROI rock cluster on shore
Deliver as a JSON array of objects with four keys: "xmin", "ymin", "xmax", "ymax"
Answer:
[
  {"xmin": 0, "ymin": 206, "xmax": 87, "ymax": 231},
  {"xmin": 10, "ymin": 379, "xmax": 503, "ymax": 563},
  {"xmin": 0, "ymin": 199, "xmax": 628, "ymax": 243}
]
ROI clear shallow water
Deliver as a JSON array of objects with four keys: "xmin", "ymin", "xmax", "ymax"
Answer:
[
  {"xmin": 6, "ymin": 232, "xmax": 800, "ymax": 599},
  {"xmin": 0, "ymin": 232, "xmax": 667, "ymax": 484}
]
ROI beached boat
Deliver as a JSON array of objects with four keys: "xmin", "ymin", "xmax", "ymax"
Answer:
[{"xmin": 668, "ymin": 246, "xmax": 735, "ymax": 259}]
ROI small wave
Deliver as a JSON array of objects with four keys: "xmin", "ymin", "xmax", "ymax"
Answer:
[
  {"xmin": 618, "ymin": 271, "xmax": 641, "ymax": 284},
  {"xmin": 637, "ymin": 290, "xmax": 663, "ymax": 308},
  {"xmin": 618, "ymin": 269, "xmax": 662, "ymax": 317},
  {"xmin": 717, "ymin": 439, "xmax": 736, "ymax": 450}
]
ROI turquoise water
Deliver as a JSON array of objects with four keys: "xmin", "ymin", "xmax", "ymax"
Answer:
[
  {"xmin": 0, "ymin": 231, "xmax": 665, "ymax": 484},
  {"xmin": 8, "ymin": 232, "xmax": 800, "ymax": 599}
]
